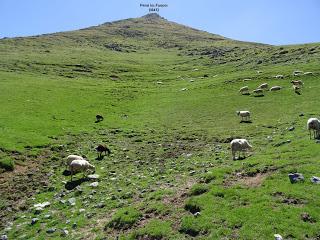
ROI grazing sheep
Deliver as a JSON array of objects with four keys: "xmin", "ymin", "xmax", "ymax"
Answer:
[
  {"xmin": 274, "ymin": 75, "xmax": 284, "ymax": 79},
  {"xmin": 66, "ymin": 155, "xmax": 84, "ymax": 168},
  {"xmin": 307, "ymin": 118, "xmax": 320, "ymax": 139},
  {"xmin": 293, "ymin": 70, "xmax": 303, "ymax": 76},
  {"xmin": 96, "ymin": 144, "xmax": 111, "ymax": 158},
  {"xmin": 69, "ymin": 159, "xmax": 95, "ymax": 181},
  {"xmin": 291, "ymin": 80, "xmax": 304, "ymax": 87},
  {"xmin": 230, "ymin": 139, "xmax": 252, "ymax": 160},
  {"xmin": 304, "ymin": 72, "xmax": 313, "ymax": 75},
  {"xmin": 258, "ymin": 83, "xmax": 268, "ymax": 90},
  {"xmin": 96, "ymin": 115, "xmax": 104, "ymax": 122},
  {"xmin": 253, "ymin": 88, "xmax": 264, "ymax": 96},
  {"xmin": 239, "ymin": 86, "xmax": 249, "ymax": 94},
  {"xmin": 236, "ymin": 111, "xmax": 251, "ymax": 121},
  {"xmin": 270, "ymin": 86, "xmax": 282, "ymax": 91}
]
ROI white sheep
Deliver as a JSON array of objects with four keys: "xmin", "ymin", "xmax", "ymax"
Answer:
[
  {"xmin": 253, "ymin": 88, "xmax": 264, "ymax": 96},
  {"xmin": 258, "ymin": 83, "xmax": 268, "ymax": 90},
  {"xmin": 239, "ymin": 86, "xmax": 249, "ymax": 94},
  {"xmin": 69, "ymin": 159, "xmax": 95, "ymax": 181},
  {"xmin": 291, "ymin": 80, "xmax": 304, "ymax": 87},
  {"xmin": 66, "ymin": 155, "xmax": 84, "ymax": 168},
  {"xmin": 307, "ymin": 118, "xmax": 320, "ymax": 139},
  {"xmin": 293, "ymin": 70, "xmax": 303, "ymax": 76},
  {"xmin": 270, "ymin": 86, "xmax": 282, "ymax": 91},
  {"xmin": 230, "ymin": 139, "xmax": 252, "ymax": 160},
  {"xmin": 236, "ymin": 111, "xmax": 251, "ymax": 121}
]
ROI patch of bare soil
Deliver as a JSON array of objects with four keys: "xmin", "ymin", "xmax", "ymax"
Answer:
[{"xmin": 0, "ymin": 149, "xmax": 54, "ymax": 229}]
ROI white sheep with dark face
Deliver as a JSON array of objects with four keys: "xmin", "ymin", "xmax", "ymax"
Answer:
[
  {"xmin": 307, "ymin": 118, "xmax": 320, "ymax": 139},
  {"xmin": 69, "ymin": 159, "xmax": 95, "ymax": 181},
  {"xmin": 230, "ymin": 139, "xmax": 252, "ymax": 160},
  {"xmin": 236, "ymin": 111, "xmax": 251, "ymax": 121}
]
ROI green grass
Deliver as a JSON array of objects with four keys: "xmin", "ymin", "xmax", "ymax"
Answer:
[
  {"xmin": 0, "ymin": 156, "xmax": 14, "ymax": 171},
  {"xmin": 1, "ymin": 13, "xmax": 320, "ymax": 240}
]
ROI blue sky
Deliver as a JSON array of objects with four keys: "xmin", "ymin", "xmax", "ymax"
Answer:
[{"xmin": 0, "ymin": 0, "xmax": 319, "ymax": 45}]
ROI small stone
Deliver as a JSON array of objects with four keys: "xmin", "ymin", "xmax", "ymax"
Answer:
[
  {"xmin": 189, "ymin": 170, "xmax": 196, "ymax": 175},
  {"xmin": 46, "ymin": 228, "xmax": 56, "ymax": 234},
  {"xmin": 89, "ymin": 182, "xmax": 99, "ymax": 187},
  {"xmin": 34, "ymin": 207, "xmax": 43, "ymax": 214},
  {"xmin": 310, "ymin": 176, "xmax": 320, "ymax": 184},
  {"xmin": 0, "ymin": 235, "xmax": 8, "ymax": 240},
  {"xmin": 79, "ymin": 208, "xmax": 86, "ymax": 213},
  {"xmin": 68, "ymin": 198, "xmax": 76, "ymax": 206},
  {"xmin": 288, "ymin": 126, "xmax": 295, "ymax": 131},
  {"xmin": 87, "ymin": 174, "xmax": 100, "ymax": 180},
  {"xmin": 299, "ymin": 113, "xmax": 304, "ymax": 117},
  {"xmin": 288, "ymin": 173, "xmax": 304, "ymax": 183},
  {"xmin": 274, "ymin": 234, "xmax": 283, "ymax": 240},
  {"xmin": 66, "ymin": 220, "xmax": 70, "ymax": 224},
  {"xmin": 44, "ymin": 214, "xmax": 52, "ymax": 219},
  {"xmin": 31, "ymin": 218, "xmax": 39, "ymax": 225},
  {"xmin": 95, "ymin": 203, "xmax": 106, "ymax": 209},
  {"xmin": 34, "ymin": 201, "xmax": 50, "ymax": 209},
  {"xmin": 194, "ymin": 212, "xmax": 201, "ymax": 217},
  {"xmin": 61, "ymin": 229, "xmax": 69, "ymax": 236}
]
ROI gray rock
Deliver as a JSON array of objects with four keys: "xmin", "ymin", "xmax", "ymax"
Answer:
[
  {"xmin": 288, "ymin": 126, "xmax": 295, "ymax": 131},
  {"xmin": 274, "ymin": 234, "xmax": 283, "ymax": 240},
  {"xmin": 46, "ymin": 228, "xmax": 56, "ymax": 234},
  {"xmin": 95, "ymin": 202, "xmax": 106, "ymax": 209},
  {"xmin": 31, "ymin": 218, "xmax": 39, "ymax": 225},
  {"xmin": 44, "ymin": 214, "xmax": 52, "ymax": 219},
  {"xmin": 0, "ymin": 235, "xmax": 8, "ymax": 240},
  {"xmin": 61, "ymin": 229, "xmax": 69, "ymax": 237},
  {"xmin": 68, "ymin": 198, "xmax": 76, "ymax": 206},
  {"xmin": 89, "ymin": 182, "xmax": 99, "ymax": 187},
  {"xmin": 87, "ymin": 174, "xmax": 100, "ymax": 180},
  {"xmin": 311, "ymin": 176, "xmax": 320, "ymax": 184},
  {"xmin": 288, "ymin": 173, "xmax": 304, "ymax": 183}
]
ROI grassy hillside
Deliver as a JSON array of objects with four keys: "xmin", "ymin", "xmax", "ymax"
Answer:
[{"xmin": 1, "ymin": 13, "xmax": 320, "ymax": 239}]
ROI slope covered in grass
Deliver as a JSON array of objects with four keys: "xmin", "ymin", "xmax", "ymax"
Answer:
[{"xmin": 0, "ymin": 13, "xmax": 320, "ymax": 239}]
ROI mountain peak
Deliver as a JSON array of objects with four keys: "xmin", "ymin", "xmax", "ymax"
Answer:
[{"xmin": 141, "ymin": 13, "xmax": 165, "ymax": 20}]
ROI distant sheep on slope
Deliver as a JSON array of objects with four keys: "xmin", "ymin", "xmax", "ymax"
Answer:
[
  {"xmin": 253, "ymin": 88, "xmax": 264, "ymax": 96},
  {"xmin": 69, "ymin": 159, "xmax": 95, "ymax": 181},
  {"xmin": 239, "ymin": 86, "xmax": 249, "ymax": 95},
  {"xmin": 270, "ymin": 86, "xmax": 282, "ymax": 91},
  {"xmin": 258, "ymin": 83, "xmax": 268, "ymax": 90},
  {"xmin": 291, "ymin": 80, "xmax": 304, "ymax": 87},
  {"xmin": 96, "ymin": 144, "xmax": 111, "ymax": 158},
  {"xmin": 230, "ymin": 139, "xmax": 252, "ymax": 160},
  {"xmin": 307, "ymin": 118, "xmax": 320, "ymax": 139},
  {"xmin": 236, "ymin": 111, "xmax": 251, "ymax": 121}
]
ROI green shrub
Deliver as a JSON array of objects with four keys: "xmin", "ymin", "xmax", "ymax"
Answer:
[
  {"xmin": 0, "ymin": 157, "xmax": 15, "ymax": 171},
  {"xmin": 106, "ymin": 207, "xmax": 142, "ymax": 230}
]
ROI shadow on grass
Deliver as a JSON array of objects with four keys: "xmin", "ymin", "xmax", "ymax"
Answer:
[
  {"xmin": 65, "ymin": 178, "xmax": 89, "ymax": 190},
  {"xmin": 95, "ymin": 155, "xmax": 105, "ymax": 161},
  {"xmin": 240, "ymin": 120, "xmax": 252, "ymax": 124},
  {"xmin": 241, "ymin": 93, "xmax": 250, "ymax": 96},
  {"xmin": 253, "ymin": 95, "xmax": 264, "ymax": 97}
]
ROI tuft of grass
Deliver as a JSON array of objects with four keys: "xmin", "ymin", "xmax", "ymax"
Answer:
[
  {"xmin": 0, "ymin": 157, "xmax": 15, "ymax": 171},
  {"xmin": 131, "ymin": 219, "xmax": 172, "ymax": 240},
  {"xmin": 106, "ymin": 207, "xmax": 142, "ymax": 230},
  {"xmin": 189, "ymin": 183, "xmax": 209, "ymax": 196}
]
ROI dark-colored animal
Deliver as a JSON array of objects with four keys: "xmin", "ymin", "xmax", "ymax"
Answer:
[
  {"xmin": 96, "ymin": 144, "xmax": 111, "ymax": 158},
  {"xmin": 96, "ymin": 115, "xmax": 104, "ymax": 122}
]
